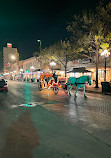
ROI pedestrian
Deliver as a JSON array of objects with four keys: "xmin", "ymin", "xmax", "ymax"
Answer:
[
  {"xmin": 93, "ymin": 79, "xmax": 96, "ymax": 85},
  {"xmin": 52, "ymin": 72, "xmax": 56, "ymax": 80},
  {"xmin": 53, "ymin": 71, "xmax": 57, "ymax": 83}
]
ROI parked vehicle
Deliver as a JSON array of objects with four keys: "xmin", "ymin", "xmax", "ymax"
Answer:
[{"xmin": 0, "ymin": 79, "xmax": 8, "ymax": 92}]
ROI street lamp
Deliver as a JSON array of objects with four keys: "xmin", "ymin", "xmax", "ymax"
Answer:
[
  {"xmin": 37, "ymin": 39, "xmax": 42, "ymax": 77},
  {"xmin": 20, "ymin": 69, "xmax": 23, "ymax": 72},
  {"xmin": 50, "ymin": 61, "xmax": 56, "ymax": 73},
  {"xmin": 101, "ymin": 50, "xmax": 110, "ymax": 81},
  {"xmin": 37, "ymin": 40, "xmax": 41, "ymax": 52},
  {"xmin": 30, "ymin": 66, "xmax": 35, "ymax": 80},
  {"xmin": 30, "ymin": 66, "xmax": 35, "ymax": 70}
]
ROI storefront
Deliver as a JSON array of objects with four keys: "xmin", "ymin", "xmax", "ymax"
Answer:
[
  {"xmin": 88, "ymin": 67, "xmax": 111, "ymax": 83},
  {"xmin": 67, "ymin": 67, "xmax": 92, "ymax": 78},
  {"xmin": 23, "ymin": 71, "xmax": 42, "ymax": 82}
]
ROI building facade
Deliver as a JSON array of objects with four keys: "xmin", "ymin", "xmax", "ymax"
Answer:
[
  {"xmin": 3, "ymin": 43, "xmax": 19, "ymax": 73},
  {"xmin": 8, "ymin": 52, "xmax": 111, "ymax": 84},
  {"xmin": 67, "ymin": 54, "xmax": 111, "ymax": 83}
]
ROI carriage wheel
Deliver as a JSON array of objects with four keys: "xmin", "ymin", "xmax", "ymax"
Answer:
[
  {"xmin": 38, "ymin": 82, "xmax": 42, "ymax": 91},
  {"xmin": 63, "ymin": 84, "xmax": 68, "ymax": 94},
  {"xmin": 53, "ymin": 87, "xmax": 59, "ymax": 94}
]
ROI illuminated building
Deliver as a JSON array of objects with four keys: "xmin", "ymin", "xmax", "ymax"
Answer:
[{"xmin": 3, "ymin": 43, "xmax": 19, "ymax": 73}]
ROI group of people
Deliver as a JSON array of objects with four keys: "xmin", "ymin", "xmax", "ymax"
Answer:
[
  {"xmin": 41, "ymin": 71, "xmax": 58, "ymax": 87},
  {"xmin": 43, "ymin": 75, "xmax": 51, "ymax": 85}
]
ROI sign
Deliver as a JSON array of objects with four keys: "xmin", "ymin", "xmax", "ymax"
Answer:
[
  {"xmin": 7, "ymin": 43, "xmax": 12, "ymax": 48},
  {"xmin": 82, "ymin": 59, "xmax": 91, "ymax": 64},
  {"xmin": 6, "ymin": 62, "xmax": 10, "ymax": 67}
]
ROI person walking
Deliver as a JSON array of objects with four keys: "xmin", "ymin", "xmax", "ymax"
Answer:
[{"xmin": 53, "ymin": 71, "xmax": 57, "ymax": 83}]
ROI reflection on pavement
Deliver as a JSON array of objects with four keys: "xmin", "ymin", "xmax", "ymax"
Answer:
[
  {"xmin": 39, "ymin": 89, "xmax": 111, "ymax": 145},
  {"xmin": 1, "ymin": 111, "xmax": 40, "ymax": 158}
]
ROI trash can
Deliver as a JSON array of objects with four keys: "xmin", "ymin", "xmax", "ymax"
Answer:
[
  {"xmin": 101, "ymin": 82, "xmax": 109, "ymax": 92},
  {"xmin": 109, "ymin": 82, "xmax": 111, "ymax": 93}
]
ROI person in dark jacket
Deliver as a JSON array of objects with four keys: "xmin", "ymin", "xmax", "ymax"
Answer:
[{"xmin": 53, "ymin": 71, "xmax": 57, "ymax": 83}]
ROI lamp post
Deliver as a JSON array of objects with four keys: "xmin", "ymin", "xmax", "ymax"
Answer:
[
  {"xmin": 30, "ymin": 66, "xmax": 35, "ymax": 79},
  {"xmin": 20, "ymin": 69, "xmax": 23, "ymax": 80},
  {"xmin": 37, "ymin": 40, "xmax": 41, "ymax": 52},
  {"xmin": 20, "ymin": 69, "xmax": 23, "ymax": 72},
  {"xmin": 30, "ymin": 66, "xmax": 35, "ymax": 70},
  {"xmin": 37, "ymin": 40, "xmax": 42, "ymax": 73},
  {"xmin": 101, "ymin": 50, "xmax": 110, "ymax": 82},
  {"xmin": 50, "ymin": 61, "xmax": 56, "ymax": 73}
]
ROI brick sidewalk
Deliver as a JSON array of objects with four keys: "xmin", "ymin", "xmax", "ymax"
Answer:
[
  {"xmin": 86, "ymin": 85, "xmax": 102, "ymax": 93},
  {"xmin": 72, "ymin": 84, "xmax": 111, "ymax": 95},
  {"xmin": 85, "ymin": 85, "xmax": 111, "ymax": 95}
]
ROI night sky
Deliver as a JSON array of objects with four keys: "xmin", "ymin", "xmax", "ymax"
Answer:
[{"xmin": 0, "ymin": 0, "xmax": 107, "ymax": 65}]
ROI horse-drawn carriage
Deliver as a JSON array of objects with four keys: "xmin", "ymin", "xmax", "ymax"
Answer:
[
  {"xmin": 38, "ymin": 74, "xmax": 67, "ymax": 94},
  {"xmin": 38, "ymin": 73, "xmax": 91, "ymax": 97}
]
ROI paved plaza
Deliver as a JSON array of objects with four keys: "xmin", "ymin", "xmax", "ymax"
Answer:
[{"xmin": 0, "ymin": 80, "xmax": 111, "ymax": 158}]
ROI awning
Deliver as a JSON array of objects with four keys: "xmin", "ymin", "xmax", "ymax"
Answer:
[{"xmin": 67, "ymin": 67, "xmax": 92, "ymax": 73}]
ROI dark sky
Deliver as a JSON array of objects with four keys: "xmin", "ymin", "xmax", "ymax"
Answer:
[{"xmin": 0, "ymin": 0, "xmax": 105, "ymax": 62}]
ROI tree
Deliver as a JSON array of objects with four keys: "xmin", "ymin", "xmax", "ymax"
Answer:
[
  {"xmin": 54, "ymin": 40, "xmax": 79, "ymax": 77},
  {"xmin": 33, "ymin": 51, "xmax": 40, "ymax": 58},
  {"xmin": 67, "ymin": 2, "xmax": 111, "ymax": 88},
  {"xmin": 34, "ymin": 40, "xmax": 78, "ymax": 77},
  {"xmin": 0, "ymin": 51, "xmax": 3, "ymax": 73},
  {"xmin": 41, "ymin": 40, "xmax": 78, "ymax": 77}
]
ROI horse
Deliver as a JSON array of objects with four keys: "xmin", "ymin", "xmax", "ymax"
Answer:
[{"xmin": 67, "ymin": 76, "xmax": 91, "ymax": 98}]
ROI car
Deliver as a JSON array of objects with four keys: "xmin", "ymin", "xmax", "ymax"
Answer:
[{"xmin": 0, "ymin": 79, "xmax": 8, "ymax": 92}]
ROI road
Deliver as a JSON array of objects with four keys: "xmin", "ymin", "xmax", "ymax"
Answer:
[{"xmin": 0, "ymin": 80, "xmax": 111, "ymax": 158}]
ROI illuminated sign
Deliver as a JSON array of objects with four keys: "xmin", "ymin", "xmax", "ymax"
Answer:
[
  {"xmin": 7, "ymin": 43, "xmax": 12, "ymax": 48},
  {"xmin": 82, "ymin": 59, "xmax": 91, "ymax": 64}
]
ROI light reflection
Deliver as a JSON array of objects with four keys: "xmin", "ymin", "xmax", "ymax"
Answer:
[
  {"xmin": 11, "ymin": 102, "xmax": 44, "ymax": 108},
  {"xmin": 24, "ymin": 104, "xmax": 32, "ymax": 107},
  {"xmin": 25, "ymin": 83, "xmax": 31, "ymax": 104}
]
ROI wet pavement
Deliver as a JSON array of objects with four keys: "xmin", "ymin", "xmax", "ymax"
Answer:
[{"xmin": 0, "ymin": 80, "xmax": 111, "ymax": 157}]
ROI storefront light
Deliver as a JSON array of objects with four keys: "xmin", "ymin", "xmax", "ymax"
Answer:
[{"xmin": 3, "ymin": 73, "xmax": 9, "ymax": 75}]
